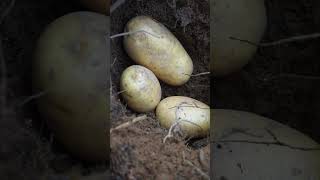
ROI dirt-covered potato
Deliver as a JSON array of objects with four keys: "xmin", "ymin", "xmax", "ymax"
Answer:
[
  {"xmin": 211, "ymin": 0, "xmax": 267, "ymax": 76},
  {"xmin": 211, "ymin": 109, "xmax": 320, "ymax": 180},
  {"xmin": 79, "ymin": 0, "xmax": 110, "ymax": 15},
  {"xmin": 156, "ymin": 96, "xmax": 210, "ymax": 138},
  {"xmin": 123, "ymin": 16, "xmax": 193, "ymax": 86},
  {"xmin": 120, "ymin": 65, "xmax": 162, "ymax": 112},
  {"xmin": 32, "ymin": 12, "xmax": 109, "ymax": 161}
]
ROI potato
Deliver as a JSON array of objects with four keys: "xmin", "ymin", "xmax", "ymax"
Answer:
[
  {"xmin": 79, "ymin": 0, "xmax": 110, "ymax": 15},
  {"xmin": 32, "ymin": 12, "xmax": 109, "ymax": 161},
  {"xmin": 156, "ymin": 96, "xmax": 210, "ymax": 138},
  {"xmin": 120, "ymin": 65, "xmax": 162, "ymax": 112},
  {"xmin": 123, "ymin": 16, "xmax": 193, "ymax": 86},
  {"xmin": 211, "ymin": 0, "xmax": 267, "ymax": 76},
  {"xmin": 211, "ymin": 109, "xmax": 320, "ymax": 180}
]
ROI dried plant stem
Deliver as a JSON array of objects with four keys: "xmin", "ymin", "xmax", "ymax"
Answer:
[
  {"xmin": 110, "ymin": 30, "xmax": 161, "ymax": 39},
  {"xmin": 110, "ymin": 115, "xmax": 147, "ymax": 133}
]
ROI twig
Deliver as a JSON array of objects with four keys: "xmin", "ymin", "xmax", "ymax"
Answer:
[
  {"xmin": 230, "ymin": 32, "xmax": 320, "ymax": 47},
  {"xmin": 110, "ymin": 0, "xmax": 126, "ymax": 14},
  {"xmin": 110, "ymin": 30, "xmax": 161, "ymax": 39},
  {"xmin": 182, "ymin": 151, "xmax": 209, "ymax": 179},
  {"xmin": 110, "ymin": 115, "xmax": 147, "ymax": 133},
  {"xmin": 183, "ymin": 72, "xmax": 210, "ymax": 77}
]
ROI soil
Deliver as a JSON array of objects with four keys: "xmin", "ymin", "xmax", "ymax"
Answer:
[
  {"xmin": 110, "ymin": 0, "xmax": 210, "ymax": 179},
  {"xmin": 1, "ymin": 0, "xmax": 319, "ymax": 179}
]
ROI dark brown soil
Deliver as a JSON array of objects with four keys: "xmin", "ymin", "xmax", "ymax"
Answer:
[{"xmin": 110, "ymin": 0, "xmax": 210, "ymax": 179}]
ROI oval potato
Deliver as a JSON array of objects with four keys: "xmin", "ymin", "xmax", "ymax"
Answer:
[
  {"xmin": 211, "ymin": 109, "xmax": 320, "ymax": 180},
  {"xmin": 32, "ymin": 12, "xmax": 109, "ymax": 161},
  {"xmin": 123, "ymin": 16, "xmax": 193, "ymax": 86},
  {"xmin": 79, "ymin": 0, "xmax": 110, "ymax": 15},
  {"xmin": 120, "ymin": 65, "xmax": 162, "ymax": 112},
  {"xmin": 211, "ymin": 0, "xmax": 267, "ymax": 76},
  {"xmin": 156, "ymin": 96, "xmax": 210, "ymax": 138}
]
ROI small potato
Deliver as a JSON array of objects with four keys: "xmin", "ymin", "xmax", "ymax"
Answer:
[
  {"xmin": 123, "ymin": 16, "xmax": 193, "ymax": 86},
  {"xmin": 211, "ymin": 0, "xmax": 267, "ymax": 76},
  {"xmin": 79, "ymin": 0, "xmax": 110, "ymax": 15},
  {"xmin": 156, "ymin": 96, "xmax": 210, "ymax": 138},
  {"xmin": 33, "ymin": 12, "xmax": 109, "ymax": 161},
  {"xmin": 120, "ymin": 65, "xmax": 162, "ymax": 112}
]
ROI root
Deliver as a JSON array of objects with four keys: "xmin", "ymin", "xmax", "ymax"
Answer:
[
  {"xmin": 184, "ymin": 72, "xmax": 210, "ymax": 77},
  {"xmin": 110, "ymin": 115, "xmax": 147, "ymax": 133},
  {"xmin": 110, "ymin": 0, "xmax": 126, "ymax": 13},
  {"xmin": 110, "ymin": 30, "xmax": 161, "ymax": 39},
  {"xmin": 163, "ymin": 120, "xmax": 181, "ymax": 143},
  {"xmin": 18, "ymin": 91, "xmax": 47, "ymax": 107},
  {"xmin": 182, "ymin": 151, "xmax": 209, "ymax": 180},
  {"xmin": 230, "ymin": 32, "xmax": 320, "ymax": 47}
]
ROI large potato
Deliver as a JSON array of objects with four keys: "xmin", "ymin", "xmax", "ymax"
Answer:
[
  {"xmin": 79, "ymin": 0, "xmax": 110, "ymax": 15},
  {"xmin": 211, "ymin": 109, "xmax": 320, "ymax": 180},
  {"xmin": 123, "ymin": 16, "xmax": 193, "ymax": 86},
  {"xmin": 120, "ymin": 65, "xmax": 162, "ymax": 112},
  {"xmin": 32, "ymin": 12, "xmax": 109, "ymax": 161},
  {"xmin": 211, "ymin": 0, "xmax": 267, "ymax": 76},
  {"xmin": 156, "ymin": 96, "xmax": 210, "ymax": 138}
]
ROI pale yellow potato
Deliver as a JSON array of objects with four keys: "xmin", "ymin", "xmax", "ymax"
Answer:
[
  {"xmin": 123, "ymin": 16, "xmax": 193, "ymax": 86},
  {"xmin": 32, "ymin": 12, "xmax": 109, "ymax": 161},
  {"xmin": 120, "ymin": 65, "xmax": 162, "ymax": 112},
  {"xmin": 211, "ymin": 0, "xmax": 267, "ymax": 76},
  {"xmin": 211, "ymin": 109, "xmax": 320, "ymax": 180},
  {"xmin": 156, "ymin": 96, "xmax": 210, "ymax": 138}
]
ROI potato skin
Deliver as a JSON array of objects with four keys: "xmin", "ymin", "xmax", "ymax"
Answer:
[
  {"xmin": 120, "ymin": 65, "xmax": 162, "ymax": 112},
  {"xmin": 211, "ymin": 109, "xmax": 320, "ymax": 180},
  {"xmin": 79, "ymin": 0, "xmax": 110, "ymax": 15},
  {"xmin": 32, "ymin": 12, "xmax": 109, "ymax": 161},
  {"xmin": 123, "ymin": 16, "xmax": 193, "ymax": 86},
  {"xmin": 211, "ymin": 0, "xmax": 266, "ymax": 76},
  {"xmin": 156, "ymin": 96, "xmax": 210, "ymax": 138}
]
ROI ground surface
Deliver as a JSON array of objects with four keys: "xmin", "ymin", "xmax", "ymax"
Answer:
[
  {"xmin": 110, "ymin": 0, "xmax": 210, "ymax": 179},
  {"xmin": 1, "ymin": 0, "xmax": 319, "ymax": 179}
]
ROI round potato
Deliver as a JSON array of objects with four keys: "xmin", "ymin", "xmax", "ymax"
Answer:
[
  {"xmin": 123, "ymin": 16, "xmax": 193, "ymax": 86},
  {"xmin": 32, "ymin": 12, "xmax": 109, "ymax": 161},
  {"xmin": 120, "ymin": 65, "xmax": 162, "ymax": 112},
  {"xmin": 79, "ymin": 0, "xmax": 110, "ymax": 15},
  {"xmin": 156, "ymin": 96, "xmax": 210, "ymax": 138},
  {"xmin": 211, "ymin": 109, "xmax": 320, "ymax": 180},
  {"xmin": 211, "ymin": 0, "xmax": 267, "ymax": 76}
]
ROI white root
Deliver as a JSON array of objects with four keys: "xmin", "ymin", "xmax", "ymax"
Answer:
[{"xmin": 110, "ymin": 115, "xmax": 147, "ymax": 133}]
